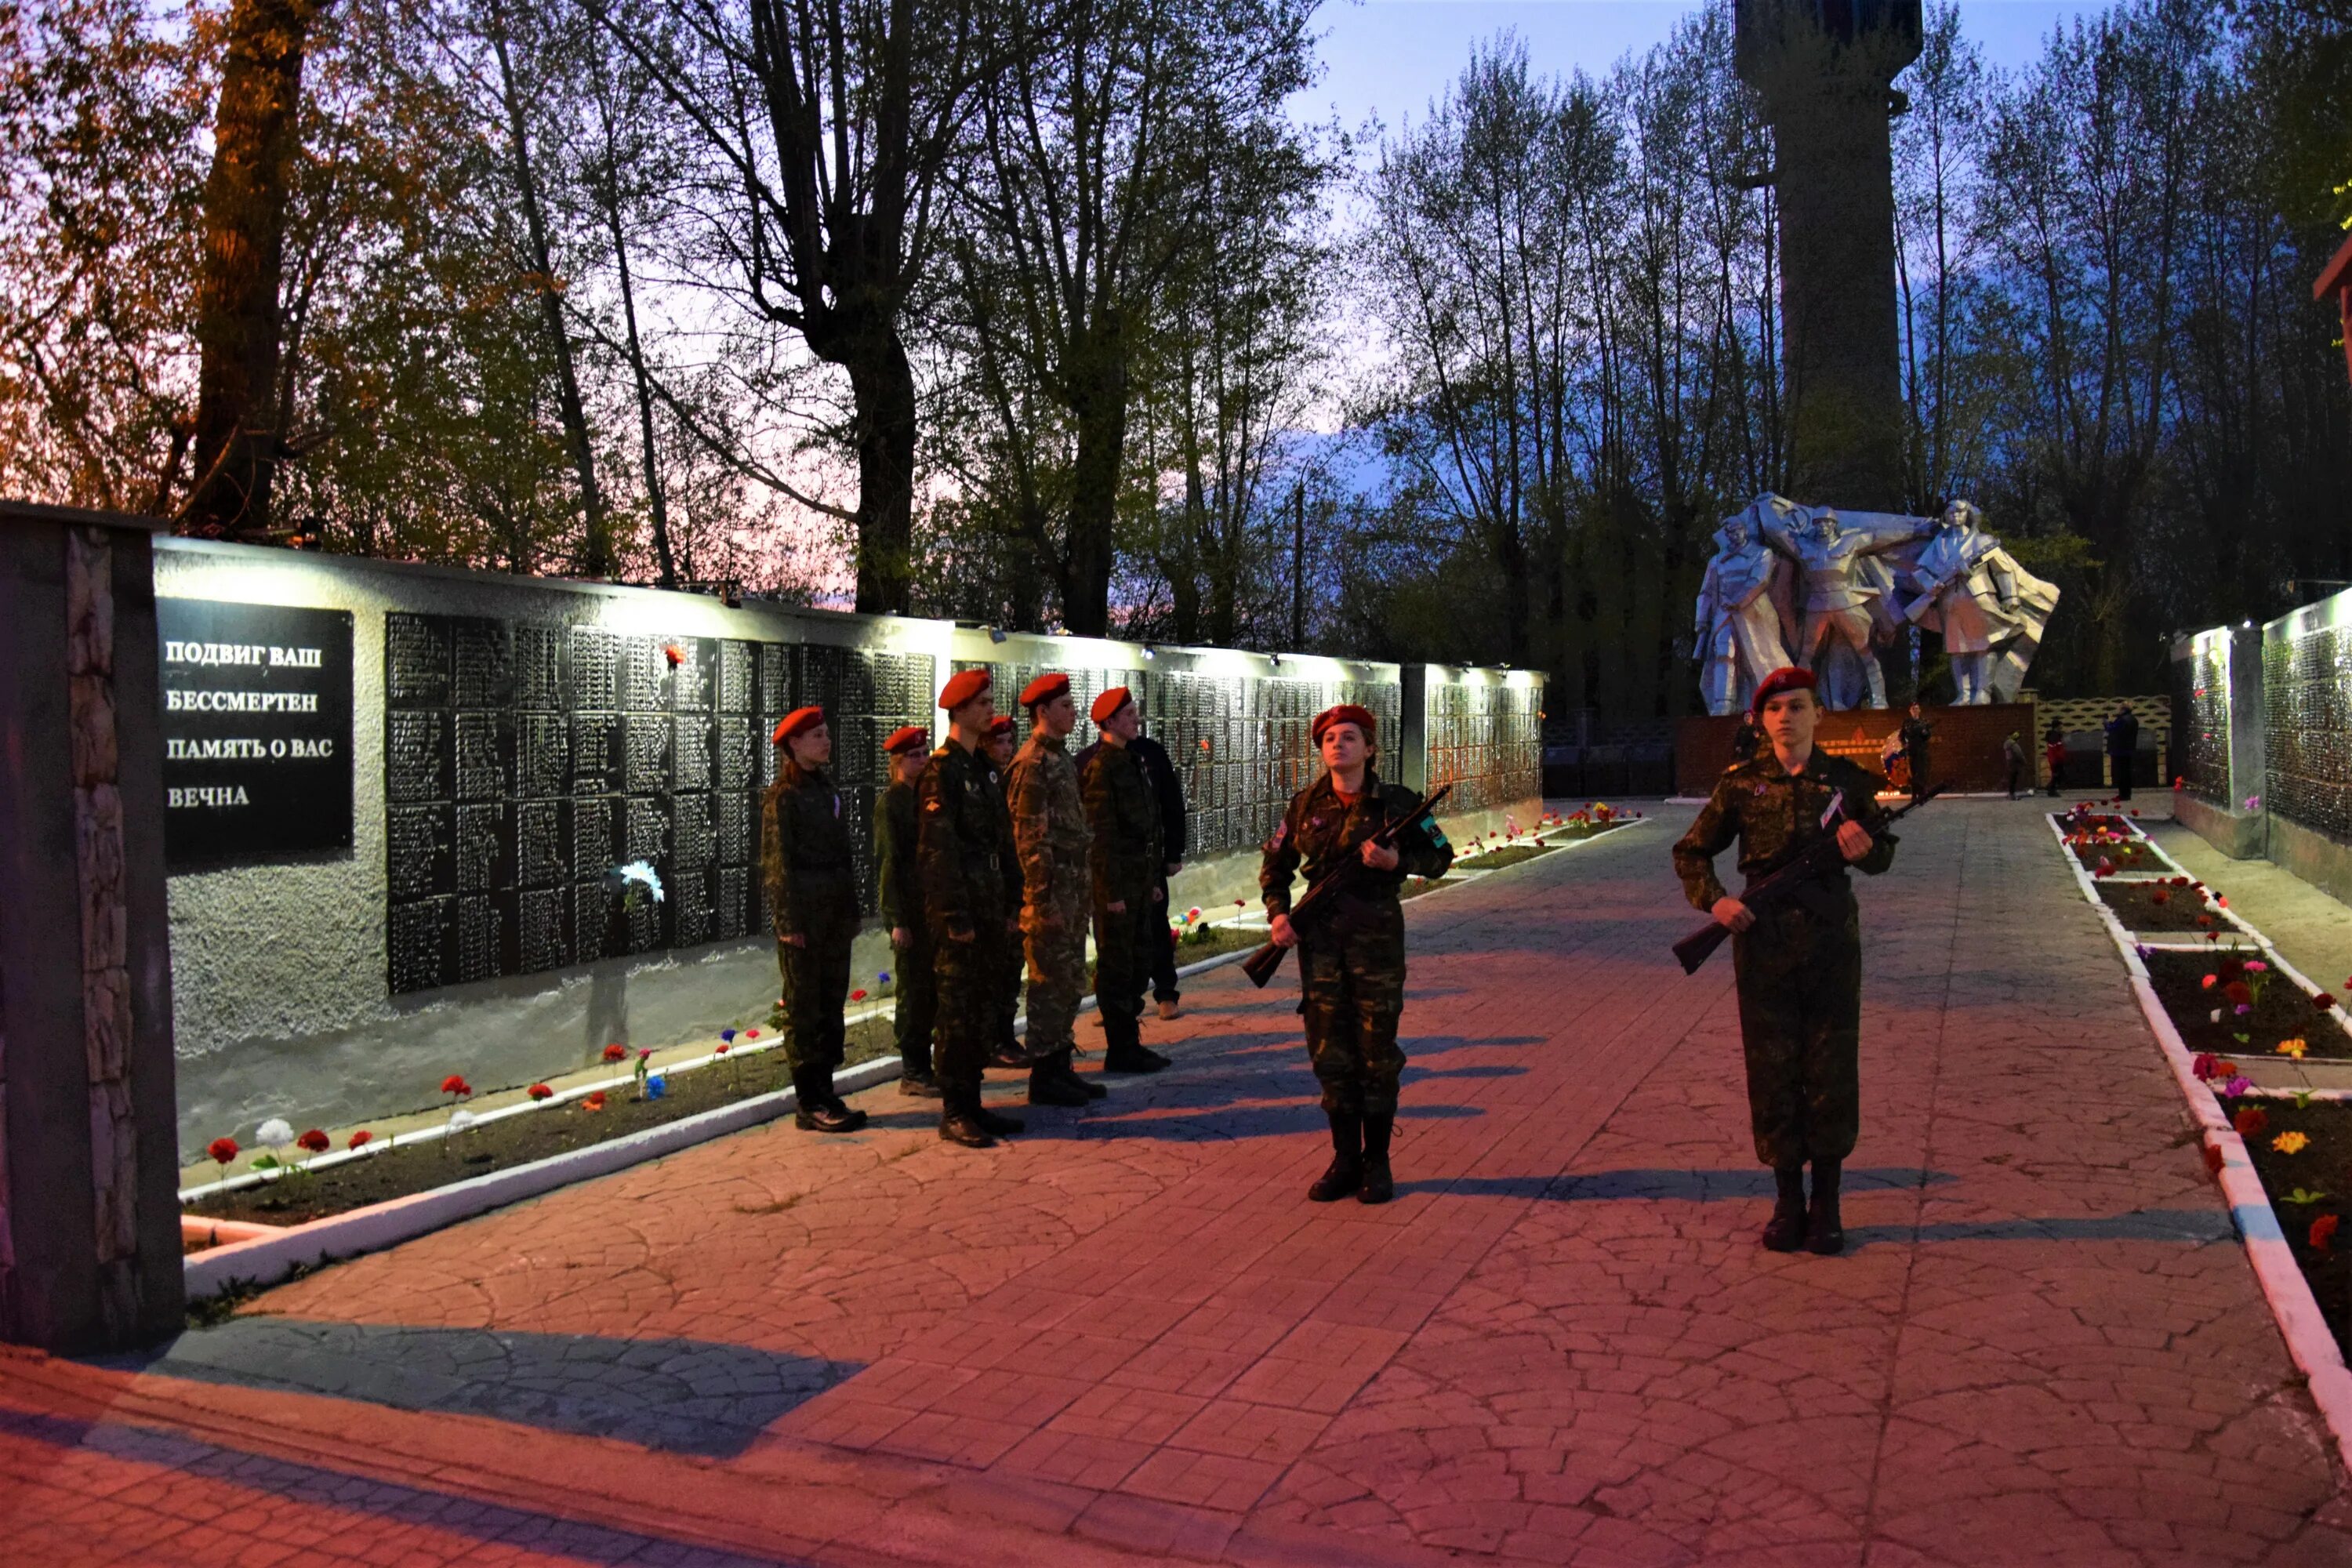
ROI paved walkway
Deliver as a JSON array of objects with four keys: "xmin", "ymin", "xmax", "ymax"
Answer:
[{"xmin": 6, "ymin": 801, "xmax": 2352, "ymax": 1566}]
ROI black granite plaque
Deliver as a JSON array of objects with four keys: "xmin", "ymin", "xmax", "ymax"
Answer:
[
  {"xmin": 389, "ymin": 898, "xmax": 451, "ymax": 993},
  {"xmin": 573, "ymin": 882, "xmax": 613, "ymax": 964},
  {"xmin": 454, "ymin": 711, "xmax": 510, "ymax": 801},
  {"xmin": 517, "ymin": 713, "xmax": 568, "ymax": 797},
  {"xmin": 454, "ymin": 894, "xmax": 502, "ymax": 984},
  {"xmin": 670, "ymin": 868, "xmax": 713, "ymax": 948},
  {"xmin": 387, "ymin": 805, "xmax": 452, "ymax": 899},
  {"xmin": 385, "ymin": 613, "xmax": 450, "ymax": 708},
  {"xmin": 515, "ymin": 624, "xmax": 563, "ymax": 709},
  {"xmin": 622, "ymin": 637, "xmax": 666, "ymax": 712},
  {"xmin": 160, "ymin": 600, "xmax": 356, "ymax": 867},
  {"xmin": 624, "ymin": 713, "xmax": 671, "ymax": 794},
  {"xmin": 673, "ymin": 715, "xmax": 713, "ymax": 791},
  {"xmin": 387, "ymin": 710, "xmax": 450, "ymax": 805},
  {"xmin": 760, "ymin": 644, "xmax": 793, "ymax": 716},
  {"xmin": 715, "ymin": 716, "xmax": 756, "ymax": 793},
  {"xmin": 671, "ymin": 793, "xmax": 715, "ymax": 871},
  {"xmin": 516, "ymin": 799, "xmax": 564, "ymax": 888},
  {"xmin": 452, "ymin": 619, "xmax": 513, "ymax": 710},
  {"xmin": 719, "ymin": 641, "xmax": 754, "ymax": 713},
  {"xmin": 716, "ymin": 789, "xmax": 752, "ymax": 866},
  {"xmin": 568, "ymin": 628, "xmax": 621, "ymax": 711},
  {"xmin": 716, "ymin": 866, "xmax": 750, "ymax": 942},
  {"xmin": 572, "ymin": 712, "xmax": 620, "ymax": 794},
  {"xmin": 570, "ymin": 795, "xmax": 618, "ymax": 883},
  {"xmin": 624, "ymin": 796, "xmax": 667, "ymax": 864},
  {"xmin": 517, "ymin": 887, "xmax": 568, "ymax": 973},
  {"xmin": 455, "ymin": 802, "xmax": 507, "ymax": 895},
  {"xmin": 671, "ymin": 638, "xmax": 713, "ymax": 712}
]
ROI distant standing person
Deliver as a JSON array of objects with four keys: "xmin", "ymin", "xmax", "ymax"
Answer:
[
  {"xmin": 985, "ymin": 713, "xmax": 1025, "ymax": 1066},
  {"xmin": 762, "ymin": 707, "xmax": 868, "ymax": 1134},
  {"xmin": 876, "ymin": 724, "xmax": 939, "ymax": 1100},
  {"xmin": 1080, "ymin": 687, "xmax": 1169, "ymax": 1073},
  {"xmin": 2002, "ymin": 731, "xmax": 2028, "ymax": 801},
  {"xmin": 1898, "ymin": 702, "xmax": 1933, "ymax": 805},
  {"xmin": 1130, "ymin": 721, "xmax": 1189, "ymax": 1019},
  {"xmin": 2105, "ymin": 702, "xmax": 2140, "ymax": 800},
  {"xmin": 2042, "ymin": 718, "xmax": 2065, "ymax": 798}
]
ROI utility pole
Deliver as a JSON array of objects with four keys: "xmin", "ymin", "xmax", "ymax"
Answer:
[{"xmin": 1290, "ymin": 483, "xmax": 1306, "ymax": 650}]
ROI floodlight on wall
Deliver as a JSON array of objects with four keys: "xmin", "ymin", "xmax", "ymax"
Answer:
[
  {"xmin": 1141, "ymin": 645, "xmax": 1157, "ymax": 661},
  {"xmin": 987, "ymin": 625, "xmax": 1007, "ymax": 644},
  {"xmin": 1269, "ymin": 652, "xmax": 1283, "ymax": 667}
]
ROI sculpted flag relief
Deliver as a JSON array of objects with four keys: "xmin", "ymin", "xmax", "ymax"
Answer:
[{"xmin": 1694, "ymin": 495, "xmax": 2059, "ymax": 713}]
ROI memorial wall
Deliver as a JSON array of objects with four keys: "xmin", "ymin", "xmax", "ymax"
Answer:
[{"xmin": 154, "ymin": 541, "xmax": 1541, "ymax": 1149}]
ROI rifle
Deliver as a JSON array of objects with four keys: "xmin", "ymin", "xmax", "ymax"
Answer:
[
  {"xmin": 1243, "ymin": 784, "xmax": 1453, "ymax": 989},
  {"xmin": 1671, "ymin": 785, "xmax": 1940, "ymax": 976}
]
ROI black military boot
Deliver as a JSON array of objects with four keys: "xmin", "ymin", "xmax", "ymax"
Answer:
[
  {"xmin": 1028, "ymin": 1048, "xmax": 1090, "ymax": 1107},
  {"xmin": 899, "ymin": 1062, "xmax": 942, "ymax": 1099},
  {"xmin": 1308, "ymin": 1112, "xmax": 1363, "ymax": 1202},
  {"xmin": 794, "ymin": 1069, "xmax": 863, "ymax": 1134},
  {"xmin": 817, "ymin": 1068, "xmax": 868, "ymax": 1131},
  {"xmin": 1054, "ymin": 1049, "xmax": 1105, "ymax": 1101},
  {"xmin": 973, "ymin": 1102, "xmax": 1026, "ymax": 1137},
  {"xmin": 1760, "ymin": 1166, "xmax": 1809, "ymax": 1251},
  {"xmin": 939, "ymin": 1097, "xmax": 995, "ymax": 1148},
  {"xmin": 1806, "ymin": 1160, "xmax": 1845, "ymax": 1255},
  {"xmin": 1102, "ymin": 1014, "xmax": 1168, "ymax": 1074},
  {"xmin": 1358, "ymin": 1114, "xmax": 1396, "ymax": 1205}
]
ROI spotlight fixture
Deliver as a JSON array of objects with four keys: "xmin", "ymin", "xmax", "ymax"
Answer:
[
  {"xmin": 1141, "ymin": 645, "xmax": 1156, "ymax": 661},
  {"xmin": 1269, "ymin": 652, "xmax": 1283, "ymax": 667},
  {"xmin": 987, "ymin": 625, "xmax": 1007, "ymax": 644}
]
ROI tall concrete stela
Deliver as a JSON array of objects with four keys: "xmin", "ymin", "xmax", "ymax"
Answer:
[{"xmin": 1737, "ymin": 0, "xmax": 1923, "ymax": 511}]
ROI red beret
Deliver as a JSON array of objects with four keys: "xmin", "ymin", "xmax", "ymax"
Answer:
[
  {"xmin": 938, "ymin": 667, "xmax": 992, "ymax": 711},
  {"xmin": 1749, "ymin": 666, "xmax": 1817, "ymax": 715},
  {"xmin": 1090, "ymin": 686, "xmax": 1134, "ymax": 725},
  {"xmin": 1019, "ymin": 672, "xmax": 1070, "ymax": 708},
  {"xmin": 985, "ymin": 714, "xmax": 1015, "ymax": 738},
  {"xmin": 883, "ymin": 724, "xmax": 929, "ymax": 756},
  {"xmin": 771, "ymin": 706, "xmax": 826, "ymax": 746},
  {"xmin": 1312, "ymin": 704, "xmax": 1375, "ymax": 745}
]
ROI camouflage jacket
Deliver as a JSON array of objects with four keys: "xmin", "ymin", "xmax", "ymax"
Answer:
[
  {"xmin": 1080, "ymin": 739, "xmax": 1162, "ymax": 905},
  {"xmin": 1671, "ymin": 750, "xmax": 1897, "ymax": 913},
  {"xmin": 875, "ymin": 777, "xmax": 920, "ymax": 932},
  {"xmin": 1260, "ymin": 770, "xmax": 1453, "ymax": 920},
  {"xmin": 916, "ymin": 738, "xmax": 1022, "ymax": 941},
  {"xmin": 761, "ymin": 764, "xmax": 857, "ymax": 939},
  {"xmin": 1005, "ymin": 731, "xmax": 1089, "ymax": 913}
]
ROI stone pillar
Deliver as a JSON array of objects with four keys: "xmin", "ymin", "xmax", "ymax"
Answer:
[
  {"xmin": 0, "ymin": 501, "xmax": 183, "ymax": 1349},
  {"xmin": 1736, "ymin": 0, "xmax": 1922, "ymax": 510}
]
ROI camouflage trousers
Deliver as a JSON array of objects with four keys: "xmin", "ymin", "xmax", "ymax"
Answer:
[
  {"xmin": 892, "ymin": 929, "xmax": 937, "ymax": 1078},
  {"xmin": 931, "ymin": 916, "xmax": 1010, "ymax": 1106},
  {"xmin": 1297, "ymin": 905, "xmax": 1409, "ymax": 1118},
  {"xmin": 1730, "ymin": 901, "xmax": 1864, "ymax": 1167},
  {"xmin": 1022, "ymin": 884, "xmax": 1091, "ymax": 1056},
  {"xmin": 775, "ymin": 924, "xmax": 853, "ymax": 1076},
  {"xmin": 1092, "ymin": 892, "xmax": 1154, "ymax": 1025}
]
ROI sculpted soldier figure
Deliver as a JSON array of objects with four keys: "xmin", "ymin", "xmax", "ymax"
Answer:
[
  {"xmin": 1902, "ymin": 499, "xmax": 2056, "ymax": 706},
  {"xmin": 761, "ymin": 706, "xmax": 868, "ymax": 1134},
  {"xmin": 918, "ymin": 670, "xmax": 1027, "ymax": 1148},
  {"xmin": 1262, "ymin": 705, "xmax": 1454, "ymax": 1204},
  {"xmin": 1672, "ymin": 667, "xmax": 1897, "ymax": 1254},
  {"xmin": 985, "ymin": 713, "xmax": 1026, "ymax": 1068},
  {"xmin": 1004, "ymin": 674, "xmax": 1104, "ymax": 1109},
  {"xmin": 1080, "ymin": 686, "xmax": 1168, "ymax": 1073},
  {"xmin": 876, "ymin": 724, "xmax": 940, "ymax": 1099},
  {"xmin": 1695, "ymin": 510, "xmax": 1795, "ymax": 717},
  {"xmin": 1755, "ymin": 495, "xmax": 1931, "ymax": 710}
]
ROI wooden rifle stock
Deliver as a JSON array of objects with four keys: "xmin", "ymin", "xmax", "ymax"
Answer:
[
  {"xmin": 1243, "ymin": 785, "xmax": 1453, "ymax": 989},
  {"xmin": 1671, "ymin": 786, "xmax": 1940, "ymax": 976}
]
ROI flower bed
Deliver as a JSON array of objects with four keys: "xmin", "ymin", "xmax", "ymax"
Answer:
[
  {"xmin": 2215, "ymin": 1092, "xmax": 2352, "ymax": 1362},
  {"xmin": 2096, "ymin": 878, "xmax": 2220, "ymax": 933},
  {"xmin": 2143, "ymin": 949, "xmax": 2352, "ymax": 1065},
  {"xmin": 2065, "ymin": 833, "xmax": 2163, "ymax": 873}
]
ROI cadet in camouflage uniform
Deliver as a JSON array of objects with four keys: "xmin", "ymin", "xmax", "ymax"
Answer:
[
  {"xmin": 876, "ymin": 724, "xmax": 940, "ymax": 1099},
  {"xmin": 919, "ymin": 669, "xmax": 1027, "ymax": 1148},
  {"xmin": 1263, "ymin": 703, "xmax": 1452, "ymax": 1204},
  {"xmin": 761, "ymin": 706, "xmax": 868, "ymax": 1134},
  {"xmin": 1080, "ymin": 687, "xmax": 1167, "ymax": 1073},
  {"xmin": 1673, "ymin": 666, "xmax": 1896, "ymax": 1255},
  {"xmin": 985, "ymin": 714, "xmax": 1027, "ymax": 1068},
  {"xmin": 1004, "ymin": 673, "xmax": 1104, "ymax": 1108}
]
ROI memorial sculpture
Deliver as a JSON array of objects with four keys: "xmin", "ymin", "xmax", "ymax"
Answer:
[
  {"xmin": 1693, "ymin": 495, "xmax": 2060, "ymax": 712},
  {"xmin": 1694, "ymin": 510, "xmax": 1797, "ymax": 718}
]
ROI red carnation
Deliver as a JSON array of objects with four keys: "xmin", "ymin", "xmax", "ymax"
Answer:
[
  {"xmin": 2203, "ymin": 1144, "xmax": 2226, "ymax": 1174},
  {"xmin": 2191, "ymin": 1052, "xmax": 2221, "ymax": 1080},
  {"xmin": 348, "ymin": 1130, "xmax": 373, "ymax": 1150},
  {"xmin": 2314, "ymin": 1214, "xmax": 2341, "ymax": 1254},
  {"xmin": 2234, "ymin": 1105, "xmax": 2269, "ymax": 1138},
  {"xmin": 208, "ymin": 1136, "xmax": 240, "ymax": 1167},
  {"xmin": 637, "ymin": 1047, "xmax": 653, "ymax": 1059},
  {"xmin": 713, "ymin": 1040, "xmax": 731, "ymax": 1056},
  {"xmin": 2151, "ymin": 889, "xmax": 2169, "ymax": 906},
  {"xmin": 664, "ymin": 643, "xmax": 685, "ymax": 667},
  {"xmin": 2318, "ymin": 993, "xmax": 2339, "ymax": 1013},
  {"xmin": 745, "ymin": 1029, "xmax": 760, "ymax": 1040},
  {"xmin": 296, "ymin": 1128, "xmax": 330, "ymax": 1154},
  {"xmin": 2216, "ymin": 895, "xmax": 2229, "ymax": 909},
  {"xmin": 2197, "ymin": 915, "xmax": 2214, "ymax": 928},
  {"xmin": 2224, "ymin": 982, "xmax": 2252, "ymax": 1007},
  {"xmin": 441, "ymin": 1074, "xmax": 472, "ymax": 1098},
  {"xmin": 528, "ymin": 1083, "xmax": 554, "ymax": 1101},
  {"xmin": 2219, "ymin": 957, "xmax": 2245, "ymax": 982},
  {"xmin": 851, "ymin": 989, "xmax": 867, "ymax": 1002},
  {"xmin": 603, "ymin": 1042, "xmax": 627, "ymax": 1063},
  {"xmin": 2173, "ymin": 776, "xmax": 2184, "ymax": 789},
  {"xmin": 583, "ymin": 1091, "xmax": 608, "ymax": 1112}
]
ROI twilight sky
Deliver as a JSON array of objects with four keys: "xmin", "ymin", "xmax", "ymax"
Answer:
[{"xmin": 1296, "ymin": 0, "xmax": 2112, "ymax": 136}]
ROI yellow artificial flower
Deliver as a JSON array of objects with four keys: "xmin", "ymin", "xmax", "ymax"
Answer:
[
  {"xmin": 2274, "ymin": 1131, "xmax": 2311, "ymax": 1155},
  {"xmin": 2278, "ymin": 1038, "xmax": 2309, "ymax": 1060}
]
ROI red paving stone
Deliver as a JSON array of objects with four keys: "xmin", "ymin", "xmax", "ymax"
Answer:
[{"xmin": 7, "ymin": 803, "xmax": 2352, "ymax": 1564}]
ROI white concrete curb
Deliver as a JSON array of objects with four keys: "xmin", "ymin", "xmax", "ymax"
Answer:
[{"xmin": 2049, "ymin": 812, "xmax": 2352, "ymax": 1475}]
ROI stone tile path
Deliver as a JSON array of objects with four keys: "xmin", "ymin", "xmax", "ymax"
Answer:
[{"xmin": 6, "ymin": 800, "xmax": 2352, "ymax": 1566}]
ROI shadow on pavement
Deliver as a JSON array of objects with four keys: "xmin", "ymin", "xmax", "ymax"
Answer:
[
  {"xmin": 93, "ymin": 1319, "xmax": 854, "ymax": 1458},
  {"xmin": 1393, "ymin": 1167, "xmax": 1956, "ymax": 1200},
  {"xmin": 1842, "ymin": 1209, "xmax": 2234, "ymax": 1248}
]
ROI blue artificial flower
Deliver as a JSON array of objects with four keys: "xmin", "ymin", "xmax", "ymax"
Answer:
[
  {"xmin": 719, "ymin": 1027, "xmax": 736, "ymax": 1042},
  {"xmin": 876, "ymin": 970, "xmax": 892, "ymax": 985},
  {"xmin": 646, "ymin": 1076, "xmax": 666, "ymax": 1100}
]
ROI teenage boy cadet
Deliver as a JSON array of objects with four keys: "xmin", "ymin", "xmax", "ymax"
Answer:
[
  {"xmin": 1130, "ymin": 723, "xmax": 1189, "ymax": 1018},
  {"xmin": 1079, "ymin": 686, "xmax": 1168, "ymax": 1073},
  {"xmin": 985, "ymin": 713, "xmax": 1025, "ymax": 1066},
  {"xmin": 1004, "ymin": 673, "xmax": 1104, "ymax": 1107},
  {"xmin": 876, "ymin": 724, "xmax": 940, "ymax": 1098}
]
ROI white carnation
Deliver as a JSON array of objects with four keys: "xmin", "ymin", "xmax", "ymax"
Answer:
[{"xmin": 256, "ymin": 1118, "xmax": 294, "ymax": 1146}]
